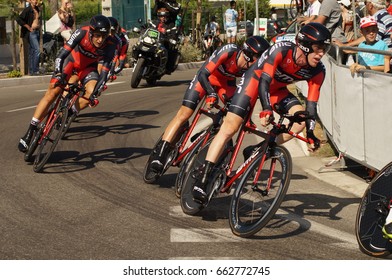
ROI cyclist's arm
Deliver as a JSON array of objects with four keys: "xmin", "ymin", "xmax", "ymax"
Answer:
[
  {"xmin": 54, "ymin": 28, "xmax": 83, "ymax": 73},
  {"xmin": 305, "ymin": 68, "xmax": 325, "ymax": 129},
  {"xmin": 93, "ymin": 41, "xmax": 117, "ymax": 95},
  {"xmin": 257, "ymin": 49, "xmax": 283, "ymax": 111}
]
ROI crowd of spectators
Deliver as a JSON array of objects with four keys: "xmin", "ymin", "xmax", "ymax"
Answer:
[{"xmin": 298, "ymin": 0, "xmax": 392, "ymax": 72}]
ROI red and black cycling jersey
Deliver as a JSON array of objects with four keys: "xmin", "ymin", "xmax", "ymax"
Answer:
[
  {"xmin": 198, "ymin": 43, "xmax": 246, "ymax": 96},
  {"xmin": 118, "ymin": 28, "xmax": 129, "ymax": 65},
  {"xmin": 182, "ymin": 43, "xmax": 246, "ymax": 109},
  {"xmin": 53, "ymin": 26, "xmax": 117, "ymax": 93},
  {"xmin": 234, "ymin": 41, "xmax": 325, "ymax": 117}
]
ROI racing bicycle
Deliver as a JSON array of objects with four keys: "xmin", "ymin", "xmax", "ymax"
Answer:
[
  {"xmin": 143, "ymin": 99, "xmax": 229, "ymax": 198},
  {"xmin": 355, "ymin": 161, "xmax": 392, "ymax": 257},
  {"xmin": 180, "ymin": 105, "xmax": 312, "ymax": 238},
  {"xmin": 24, "ymin": 82, "xmax": 98, "ymax": 173}
]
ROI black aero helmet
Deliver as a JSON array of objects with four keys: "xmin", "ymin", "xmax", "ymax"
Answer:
[
  {"xmin": 108, "ymin": 16, "xmax": 119, "ymax": 33},
  {"xmin": 89, "ymin": 15, "xmax": 111, "ymax": 36},
  {"xmin": 242, "ymin": 36, "xmax": 270, "ymax": 62},
  {"xmin": 296, "ymin": 22, "xmax": 331, "ymax": 55}
]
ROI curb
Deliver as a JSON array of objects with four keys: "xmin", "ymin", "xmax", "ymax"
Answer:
[{"xmin": 0, "ymin": 61, "xmax": 205, "ymax": 88}]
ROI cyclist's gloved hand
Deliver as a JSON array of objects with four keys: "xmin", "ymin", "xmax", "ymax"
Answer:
[
  {"xmin": 114, "ymin": 61, "xmax": 125, "ymax": 74},
  {"xmin": 205, "ymin": 93, "xmax": 218, "ymax": 109},
  {"xmin": 306, "ymin": 130, "xmax": 320, "ymax": 152},
  {"xmin": 54, "ymin": 72, "xmax": 67, "ymax": 86},
  {"xmin": 259, "ymin": 110, "xmax": 274, "ymax": 127}
]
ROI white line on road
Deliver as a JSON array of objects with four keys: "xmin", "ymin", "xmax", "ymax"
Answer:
[
  {"xmin": 169, "ymin": 206, "xmax": 357, "ymax": 245},
  {"xmin": 6, "ymin": 86, "xmax": 162, "ymax": 113}
]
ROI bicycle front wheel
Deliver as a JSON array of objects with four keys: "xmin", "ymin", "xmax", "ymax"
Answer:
[
  {"xmin": 355, "ymin": 162, "xmax": 392, "ymax": 257},
  {"xmin": 33, "ymin": 107, "xmax": 68, "ymax": 173},
  {"xmin": 175, "ymin": 133, "xmax": 213, "ymax": 198},
  {"xmin": 229, "ymin": 145, "xmax": 292, "ymax": 238}
]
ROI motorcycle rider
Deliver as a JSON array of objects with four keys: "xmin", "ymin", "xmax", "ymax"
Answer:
[
  {"xmin": 153, "ymin": 0, "xmax": 181, "ymax": 26},
  {"xmin": 107, "ymin": 16, "xmax": 129, "ymax": 75},
  {"xmin": 148, "ymin": 36, "xmax": 270, "ymax": 174},
  {"xmin": 152, "ymin": 7, "xmax": 179, "ymax": 74}
]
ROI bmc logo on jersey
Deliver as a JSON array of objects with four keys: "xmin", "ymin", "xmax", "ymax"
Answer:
[{"xmin": 67, "ymin": 29, "xmax": 81, "ymax": 45}]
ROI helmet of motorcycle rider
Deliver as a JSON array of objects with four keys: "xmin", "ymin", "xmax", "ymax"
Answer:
[
  {"xmin": 296, "ymin": 22, "xmax": 331, "ymax": 55},
  {"xmin": 157, "ymin": 8, "xmax": 170, "ymax": 23},
  {"xmin": 242, "ymin": 35, "xmax": 270, "ymax": 62},
  {"xmin": 89, "ymin": 14, "xmax": 111, "ymax": 37}
]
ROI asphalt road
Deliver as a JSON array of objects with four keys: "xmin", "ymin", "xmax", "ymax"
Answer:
[{"xmin": 0, "ymin": 69, "xmax": 375, "ymax": 260}]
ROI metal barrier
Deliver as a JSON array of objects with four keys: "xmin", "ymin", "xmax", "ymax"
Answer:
[{"xmin": 296, "ymin": 47, "xmax": 392, "ymax": 171}]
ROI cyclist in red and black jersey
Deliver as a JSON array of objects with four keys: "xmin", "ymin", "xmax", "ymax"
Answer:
[
  {"xmin": 18, "ymin": 15, "xmax": 117, "ymax": 153},
  {"xmin": 191, "ymin": 23, "xmax": 332, "ymax": 204},
  {"xmin": 148, "ymin": 36, "xmax": 270, "ymax": 173},
  {"xmin": 106, "ymin": 17, "xmax": 129, "ymax": 75}
]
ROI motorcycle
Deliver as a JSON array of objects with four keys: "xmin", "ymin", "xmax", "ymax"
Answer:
[{"xmin": 130, "ymin": 19, "xmax": 181, "ymax": 88}]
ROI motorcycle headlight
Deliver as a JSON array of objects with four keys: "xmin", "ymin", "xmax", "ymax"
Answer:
[{"xmin": 143, "ymin": 37, "xmax": 153, "ymax": 44}]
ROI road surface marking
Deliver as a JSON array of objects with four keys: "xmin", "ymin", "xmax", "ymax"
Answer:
[{"xmin": 6, "ymin": 86, "xmax": 162, "ymax": 113}]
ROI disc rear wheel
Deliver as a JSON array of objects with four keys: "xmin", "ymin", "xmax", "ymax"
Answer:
[{"xmin": 355, "ymin": 162, "xmax": 392, "ymax": 257}]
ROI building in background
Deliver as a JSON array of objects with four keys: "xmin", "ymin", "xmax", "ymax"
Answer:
[{"xmin": 102, "ymin": 0, "xmax": 148, "ymax": 30}]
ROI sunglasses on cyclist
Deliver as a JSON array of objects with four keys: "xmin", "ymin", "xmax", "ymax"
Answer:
[
  {"xmin": 311, "ymin": 43, "xmax": 331, "ymax": 54},
  {"xmin": 242, "ymin": 50, "xmax": 257, "ymax": 62}
]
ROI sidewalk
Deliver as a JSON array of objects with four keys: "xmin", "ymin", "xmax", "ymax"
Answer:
[{"xmin": 2, "ymin": 61, "xmax": 369, "ymax": 198}]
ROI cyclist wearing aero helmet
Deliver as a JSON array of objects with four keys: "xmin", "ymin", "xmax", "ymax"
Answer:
[
  {"xmin": 107, "ymin": 16, "xmax": 129, "ymax": 75},
  {"xmin": 191, "ymin": 23, "xmax": 331, "ymax": 204},
  {"xmin": 18, "ymin": 15, "xmax": 118, "ymax": 153},
  {"xmin": 148, "ymin": 36, "xmax": 270, "ymax": 174}
]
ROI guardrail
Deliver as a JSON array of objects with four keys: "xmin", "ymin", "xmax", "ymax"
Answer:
[{"xmin": 296, "ymin": 46, "xmax": 392, "ymax": 171}]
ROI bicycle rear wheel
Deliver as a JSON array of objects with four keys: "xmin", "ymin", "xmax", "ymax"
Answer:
[
  {"xmin": 355, "ymin": 162, "xmax": 392, "ymax": 257},
  {"xmin": 229, "ymin": 146, "xmax": 292, "ymax": 238},
  {"xmin": 33, "ymin": 107, "xmax": 68, "ymax": 173}
]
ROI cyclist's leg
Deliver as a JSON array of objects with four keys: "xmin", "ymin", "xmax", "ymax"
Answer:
[
  {"xmin": 150, "ymin": 78, "xmax": 207, "ymax": 172},
  {"xmin": 271, "ymin": 91, "xmax": 304, "ymax": 145},
  {"xmin": 18, "ymin": 65, "xmax": 72, "ymax": 152},
  {"xmin": 76, "ymin": 66, "xmax": 99, "ymax": 110},
  {"xmin": 192, "ymin": 90, "xmax": 252, "ymax": 203}
]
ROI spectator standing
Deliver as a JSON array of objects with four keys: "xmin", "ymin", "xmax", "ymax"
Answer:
[
  {"xmin": 349, "ymin": 16, "xmax": 390, "ymax": 73},
  {"xmin": 298, "ymin": 0, "xmax": 347, "ymax": 62},
  {"xmin": 334, "ymin": 0, "xmax": 392, "ymax": 49},
  {"xmin": 339, "ymin": 0, "xmax": 355, "ymax": 41},
  {"xmin": 225, "ymin": 0, "xmax": 238, "ymax": 43},
  {"xmin": 57, "ymin": 0, "xmax": 75, "ymax": 42},
  {"xmin": 203, "ymin": 15, "xmax": 220, "ymax": 51},
  {"xmin": 305, "ymin": 0, "xmax": 321, "ymax": 20},
  {"xmin": 270, "ymin": 7, "xmax": 278, "ymax": 20},
  {"xmin": 16, "ymin": 0, "xmax": 41, "ymax": 75}
]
